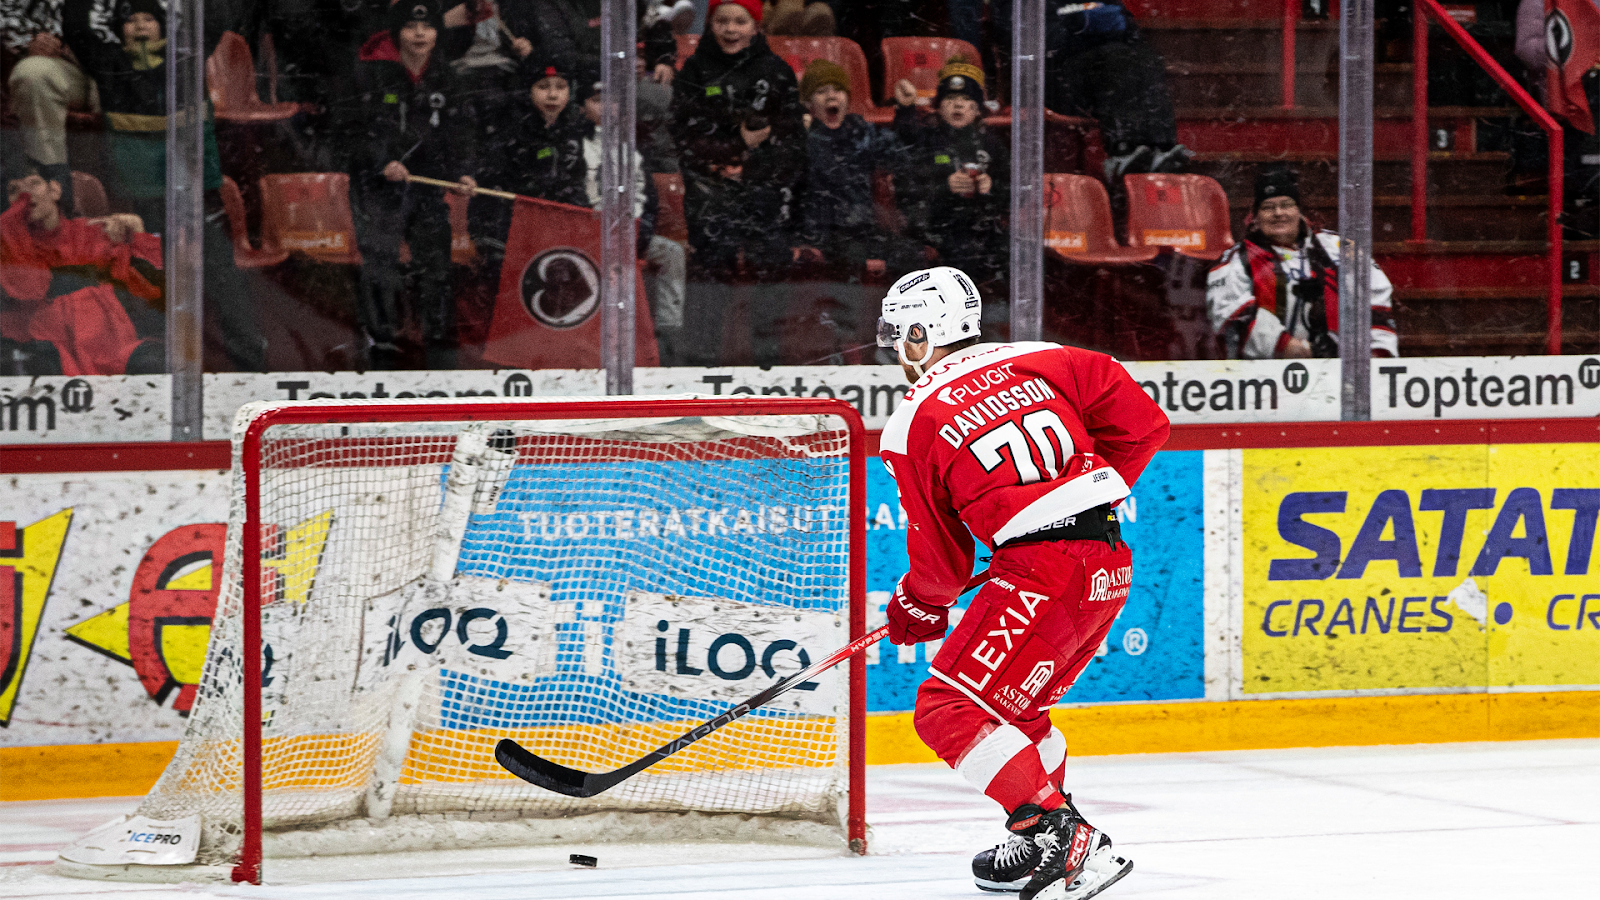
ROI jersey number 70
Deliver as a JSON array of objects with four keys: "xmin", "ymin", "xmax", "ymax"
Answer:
[{"xmin": 970, "ymin": 410, "xmax": 1075, "ymax": 485}]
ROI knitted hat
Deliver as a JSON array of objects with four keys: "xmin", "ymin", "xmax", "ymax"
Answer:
[
  {"xmin": 518, "ymin": 50, "xmax": 572, "ymax": 90},
  {"xmin": 934, "ymin": 55, "xmax": 985, "ymax": 107},
  {"xmin": 1253, "ymin": 166, "xmax": 1301, "ymax": 210},
  {"xmin": 112, "ymin": 0, "xmax": 166, "ymax": 37},
  {"xmin": 389, "ymin": 0, "xmax": 445, "ymax": 43},
  {"xmin": 709, "ymin": 0, "xmax": 762, "ymax": 23},
  {"xmin": 799, "ymin": 59, "xmax": 850, "ymax": 101}
]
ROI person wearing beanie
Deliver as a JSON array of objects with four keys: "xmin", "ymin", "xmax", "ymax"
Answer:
[
  {"xmin": 794, "ymin": 58, "xmax": 919, "ymax": 290},
  {"xmin": 59, "ymin": 0, "xmax": 266, "ymax": 372},
  {"xmin": 889, "ymin": 54, "xmax": 1010, "ymax": 313},
  {"xmin": 1208, "ymin": 167, "xmax": 1398, "ymax": 360},
  {"xmin": 932, "ymin": 55, "xmax": 986, "ymax": 110},
  {"xmin": 669, "ymin": 0, "xmax": 806, "ymax": 364},
  {"xmin": 338, "ymin": 0, "xmax": 478, "ymax": 370}
]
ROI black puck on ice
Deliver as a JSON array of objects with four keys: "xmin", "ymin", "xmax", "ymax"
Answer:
[{"xmin": 569, "ymin": 854, "xmax": 598, "ymax": 868}]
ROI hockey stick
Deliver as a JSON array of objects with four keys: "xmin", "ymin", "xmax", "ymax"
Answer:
[{"xmin": 496, "ymin": 570, "xmax": 990, "ymax": 797}]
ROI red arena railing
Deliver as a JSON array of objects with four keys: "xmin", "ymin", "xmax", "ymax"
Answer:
[{"xmin": 1412, "ymin": 0, "xmax": 1565, "ymax": 354}]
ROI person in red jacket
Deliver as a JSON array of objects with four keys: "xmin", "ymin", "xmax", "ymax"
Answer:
[
  {"xmin": 1, "ymin": 161, "xmax": 163, "ymax": 375},
  {"xmin": 877, "ymin": 266, "xmax": 1169, "ymax": 900}
]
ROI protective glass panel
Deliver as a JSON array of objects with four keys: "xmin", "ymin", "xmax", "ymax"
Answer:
[
  {"xmin": 1, "ymin": 0, "xmax": 170, "ymax": 377},
  {"xmin": 186, "ymin": 0, "xmax": 624, "ymax": 374},
  {"xmin": 1035, "ymin": 0, "xmax": 1361, "ymax": 362}
]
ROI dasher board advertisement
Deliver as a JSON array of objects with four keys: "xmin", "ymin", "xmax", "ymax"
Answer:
[{"xmin": 1240, "ymin": 443, "xmax": 1600, "ymax": 696}]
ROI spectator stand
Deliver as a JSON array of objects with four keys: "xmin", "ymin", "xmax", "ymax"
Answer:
[{"xmin": 1125, "ymin": 0, "xmax": 1597, "ymax": 355}]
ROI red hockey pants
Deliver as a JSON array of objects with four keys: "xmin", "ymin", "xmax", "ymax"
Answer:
[{"xmin": 913, "ymin": 538, "xmax": 1132, "ymax": 813}]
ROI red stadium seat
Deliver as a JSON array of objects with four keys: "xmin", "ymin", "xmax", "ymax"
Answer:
[
  {"xmin": 1044, "ymin": 174, "xmax": 1157, "ymax": 264},
  {"xmin": 879, "ymin": 37, "xmax": 981, "ymax": 107},
  {"xmin": 207, "ymin": 31, "xmax": 300, "ymax": 123},
  {"xmin": 258, "ymin": 173, "xmax": 363, "ymax": 265},
  {"xmin": 652, "ymin": 173, "xmax": 688, "ymax": 245},
  {"xmin": 675, "ymin": 33, "xmax": 699, "ymax": 70},
  {"xmin": 1123, "ymin": 173, "xmax": 1233, "ymax": 261},
  {"xmin": 766, "ymin": 37, "xmax": 874, "ymax": 118},
  {"xmin": 221, "ymin": 175, "xmax": 289, "ymax": 268},
  {"xmin": 70, "ymin": 171, "xmax": 109, "ymax": 218}
]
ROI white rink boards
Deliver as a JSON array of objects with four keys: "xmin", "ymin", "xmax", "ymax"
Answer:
[{"xmin": 3, "ymin": 739, "xmax": 1596, "ymax": 899}]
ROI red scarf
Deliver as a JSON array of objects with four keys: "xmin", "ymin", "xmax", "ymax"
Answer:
[{"xmin": 1241, "ymin": 225, "xmax": 1339, "ymax": 334}]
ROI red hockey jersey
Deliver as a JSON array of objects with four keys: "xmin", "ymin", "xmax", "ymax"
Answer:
[{"xmin": 880, "ymin": 342, "xmax": 1170, "ymax": 609}]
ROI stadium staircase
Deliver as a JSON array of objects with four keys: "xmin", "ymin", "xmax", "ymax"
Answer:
[{"xmin": 1128, "ymin": 0, "xmax": 1598, "ymax": 355}]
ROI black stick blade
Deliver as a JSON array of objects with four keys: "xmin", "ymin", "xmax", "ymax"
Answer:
[{"xmin": 495, "ymin": 738, "xmax": 605, "ymax": 798}]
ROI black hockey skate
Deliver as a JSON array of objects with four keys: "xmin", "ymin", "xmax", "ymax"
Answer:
[
  {"xmin": 1013, "ymin": 796, "xmax": 1133, "ymax": 900},
  {"xmin": 972, "ymin": 805, "xmax": 1046, "ymax": 891}
]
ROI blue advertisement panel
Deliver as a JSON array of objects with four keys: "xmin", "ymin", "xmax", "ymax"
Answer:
[
  {"xmin": 864, "ymin": 451, "xmax": 1205, "ymax": 712},
  {"xmin": 434, "ymin": 456, "xmax": 853, "ymax": 729}
]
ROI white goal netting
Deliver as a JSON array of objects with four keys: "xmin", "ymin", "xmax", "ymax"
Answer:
[{"xmin": 131, "ymin": 398, "xmax": 860, "ymax": 869}]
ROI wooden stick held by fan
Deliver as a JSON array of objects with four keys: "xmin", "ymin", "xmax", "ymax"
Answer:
[{"xmin": 405, "ymin": 174, "xmax": 521, "ymax": 201}]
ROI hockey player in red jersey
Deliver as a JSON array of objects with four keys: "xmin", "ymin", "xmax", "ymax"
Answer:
[{"xmin": 877, "ymin": 266, "xmax": 1169, "ymax": 899}]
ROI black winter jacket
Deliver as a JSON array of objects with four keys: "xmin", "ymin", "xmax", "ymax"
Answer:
[
  {"xmin": 799, "ymin": 114, "xmax": 905, "ymax": 245},
  {"xmin": 669, "ymin": 33, "xmax": 805, "ymax": 189},
  {"xmin": 471, "ymin": 99, "xmax": 591, "ymax": 248},
  {"xmin": 61, "ymin": 0, "xmax": 224, "ymax": 196},
  {"xmin": 338, "ymin": 34, "xmax": 479, "ymax": 192},
  {"xmin": 892, "ymin": 106, "xmax": 1009, "ymax": 255},
  {"xmin": 505, "ymin": 1, "xmax": 674, "ymax": 77}
]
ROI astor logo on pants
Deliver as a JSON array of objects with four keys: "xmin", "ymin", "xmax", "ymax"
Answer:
[{"xmin": 1086, "ymin": 566, "xmax": 1132, "ymax": 604}]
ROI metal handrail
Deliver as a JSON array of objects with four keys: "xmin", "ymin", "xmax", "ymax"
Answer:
[{"xmin": 1412, "ymin": 0, "xmax": 1565, "ymax": 354}]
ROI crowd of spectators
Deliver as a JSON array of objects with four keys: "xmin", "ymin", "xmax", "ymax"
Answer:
[
  {"xmin": 12, "ymin": 0, "xmax": 1581, "ymax": 373},
  {"xmin": 4, "ymin": 0, "xmax": 1055, "ymax": 372}
]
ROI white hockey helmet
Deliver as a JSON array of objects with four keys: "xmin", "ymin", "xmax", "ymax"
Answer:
[{"xmin": 876, "ymin": 267, "xmax": 982, "ymax": 370}]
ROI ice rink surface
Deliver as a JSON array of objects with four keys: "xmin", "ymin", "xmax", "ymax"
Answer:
[{"xmin": 2, "ymin": 738, "xmax": 1595, "ymax": 899}]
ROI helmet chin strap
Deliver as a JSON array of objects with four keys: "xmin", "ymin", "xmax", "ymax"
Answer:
[{"xmin": 896, "ymin": 338, "xmax": 935, "ymax": 379}]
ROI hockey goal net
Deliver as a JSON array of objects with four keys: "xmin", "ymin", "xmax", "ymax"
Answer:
[{"xmin": 106, "ymin": 397, "xmax": 865, "ymax": 882}]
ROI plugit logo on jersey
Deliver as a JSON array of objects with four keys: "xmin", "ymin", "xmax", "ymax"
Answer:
[{"xmin": 1240, "ymin": 443, "xmax": 1600, "ymax": 694}]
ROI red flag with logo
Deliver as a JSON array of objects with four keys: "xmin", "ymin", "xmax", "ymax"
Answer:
[
  {"xmin": 481, "ymin": 197, "xmax": 658, "ymax": 369},
  {"xmin": 1546, "ymin": 0, "xmax": 1599, "ymax": 134}
]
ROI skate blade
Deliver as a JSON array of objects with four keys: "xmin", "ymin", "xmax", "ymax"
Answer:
[
  {"xmin": 1030, "ymin": 858, "xmax": 1133, "ymax": 900},
  {"xmin": 975, "ymin": 874, "xmax": 1030, "ymax": 892}
]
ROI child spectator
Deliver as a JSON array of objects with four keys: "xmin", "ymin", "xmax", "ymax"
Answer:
[
  {"xmin": 340, "ymin": 0, "xmax": 479, "ymax": 370},
  {"xmin": 763, "ymin": 0, "xmax": 835, "ymax": 36},
  {"xmin": 467, "ymin": 52, "xmax": 591, "ymax": 327},
  {"xmin": 578, "ymin": 75, "xmax": 688, "ymax": 363},
  {"xmin": 669, "ymin": 0, "xmax": 804, "ymax": 281},
  {"xmin": 476, "ymin": 54, "xmax": 591, "ymax": 216},
  {"xmin": 891, "ymin": 56, "xmax": 1009, "ymax": 291},
  {"xmin": 794, "ymin": 59, "xmax": 918, "ymax": 280},
  {"xmin": 61, "ymin": 0, "xmax": 265, "ymax": 371},
  {"xmin": 1, "ymin": 161, "xmax": 163, "ymax": 376}
]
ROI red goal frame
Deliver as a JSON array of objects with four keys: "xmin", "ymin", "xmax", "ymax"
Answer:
[{"xmin": 233, "ymin": 397, "xmax": 870, "ymax": 883}]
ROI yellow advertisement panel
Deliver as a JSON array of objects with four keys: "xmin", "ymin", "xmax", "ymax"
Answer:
[{"xmin": 1242, "ymin": 443, "xmax": 1600, "ymax": 693}]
